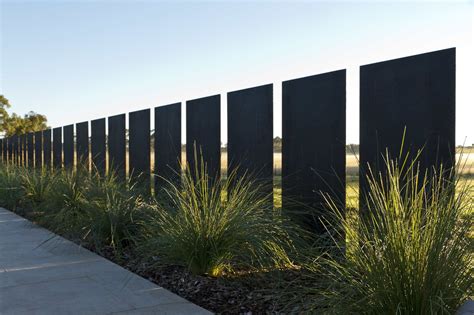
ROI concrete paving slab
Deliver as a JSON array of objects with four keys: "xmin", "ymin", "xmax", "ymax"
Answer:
[{"xmin": 0, "ymin": 208, "xmax": 212, "ymax": 315}]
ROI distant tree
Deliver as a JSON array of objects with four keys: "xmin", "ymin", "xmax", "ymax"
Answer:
[
  {"xmin": 0, "ymin": 95, "xmax": 11, "ymax": 132},
  {"xmin": 3, "ymin": 111, "xmax": 48, "ymax": 136},
  {"xmin": 0, "ymin": 95, "xmax": 49, "ymax": 137},
  {"xmin": 273, "ymin": 136, "xmax": 282, "ymax": 152}
]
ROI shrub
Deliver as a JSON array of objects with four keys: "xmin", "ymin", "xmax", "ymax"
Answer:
[
  {"xmin": 143, "ymin": 160, "xmax": 294, "ymax": 276},
  {"xmin": 40, "ymin": 167, "xmax": 90, "ymax": 237},
  {"xmin": 83, "ymin": 171, "xmax": 149, "ymax": 255},
  {"xmin": 291, "ymin": 154, "xmax": 473, "ymax": 314},
  {"xmin": 0, "ymin": 164, "xmax": 24, "ymax": 211},
  {"xmin": 20, "ymin": 167, "xmax": 55, "ymax": 213}
]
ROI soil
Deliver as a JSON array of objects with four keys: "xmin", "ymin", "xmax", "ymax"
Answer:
[{"xmin": 95, "ymin": 246, "xmax": 301, "ymax": 314}]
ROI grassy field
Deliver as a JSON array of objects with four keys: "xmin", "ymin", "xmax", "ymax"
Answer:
[
  {"xmin": 181, "ymin": 151, "xmax": 474, "ymax": 175},
  {"xmin": 113, "ymin": 150, "xmax": 474, "ymax": 209}
]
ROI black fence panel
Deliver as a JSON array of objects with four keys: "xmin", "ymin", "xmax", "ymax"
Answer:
[
  {"xmin": 8, "ymin": 136, "xmax": 13, "ymax": 164},
  {"xmin": 34, "ymin": 131, "xmax": 42, "ymax": 169},
  {"xmin": 20, "ymin": 134, "xmax": 26, "ymax": 166},
  {"xmin": 0, "ymin": 139, "xmax": 4, "ymax": 163},
  {"xmin": 76, "ymin": 121, "xmax": 89, "ymax": 170},
  {"xmin": 228, "ymin": 84, "xmax": 273, "ymax": 197},
  {"xmin": 186, "ymin": 95, "xmax": 221, "ymax": 180},
  {"xmin": 10, "ymin": 136, "xmax": 16, "ymax": 165},
  {"xmin": 91, "ymin": 118, "xmax": 106, "ymax": 176},
  {"xmin": 63, "ymin": 125, "xmax": 74, "ymax": 168},
  {"xmin": 154, "ymin": 103, "xmax": 181, "ymax": 193},
  {"xmin": 282, "ymin": 70, "xmax": 346, "ymax": 232},
  {"xmin": 4, "ymin": 138, "xmax": 8, "ymax": 163},
  {"xmin": 0, "ymin": 139, "xmax": 4, "ymax": 164},
  {"xmin": 6, "ymin": 137, "xmax": 12, "ymax": 163},
  {"xmin": 53, "ymin": 127, "xmax": 62, "ymax": 168},
  {"xmin": 108, "ymin": 114, "xmax": 126, "ymax": 179},
  {"xmin": 359, "ymin": 48, "xmax": 455, "ymax": 209},
  {"xmin": 129, "ymin": 109, "xmax": 150, "ymax": 189},
  {"xmin": 27, "ymin": 133, "xmax": 34, "ymax": 167},
  {"xmin": 43, "ymin": 129, "xmax": 52, "ymax": 169}
]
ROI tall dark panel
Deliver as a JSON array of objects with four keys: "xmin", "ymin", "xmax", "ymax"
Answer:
[
  {"xmin": 0, "ymin": 139, "xmax": 4, "ymax": 163},
  {"xmin": 108, "ymin": 114, "xmax": 126, "ymax": 179},
  {"xmin": 43, "ymin": 129, "xmax": 52, "ymax": 169},
  {"xmin": 91, "ymin": 118, "xmax": 106, "ymax": 176},
  {"xmin": 63, "ymin": 125, "xmax": 74, "ymax": 168},
  {"xmin": 186, "ymin": 95, "xmax": 221, "ymax": 179},
  {"xmin": 282, "ymin": 70, "xmax": 346, "ymax": 232},
  {"xmin": 76, "ymin": 121, "xmax": 89, "ymax": 170},
  {"xmin": 18, "ymin": 135, "xmax": 24, "ymax": 166},
  {"xmin": 11, "ymin": 136, "xmax": 18, "ymax": 165},
  {"xmin": 27, "ymin": 133, "xmax": 34, "ymax": 167},
  {"xmin": 34, "ymin": 131, "xmax": 43, "ymax": 169},
  {"xmin": 15, "ymin": 136, "xmax": 21, "ymax": 165},
  {"xmin": 129, "ymin": 109, "xmax": 150, "ymax": 189},
  {"xmin": 3, "ymin": 138, "xmax": 8, "ymax": 163},
  {"xmin": 21, "ymin": 134, "xmax": 27, "ymax": 166},
  {"xmin": 7, "ymin": 137, "xmax": 13, "ymax": 163},
  {"xmin": 154, "ymin": 103, "xmax": 181, "ymax": 193},
  {"xmin": 228, "ymin": 84, "xmax": 273, "ymax": 197},
  {"xmin": 360, "ymin": 48, "xmax": 455, "ymax": 208},
  {"xmin": 53, "ymin": 127, "xmax": 62, "ymax": 168}
]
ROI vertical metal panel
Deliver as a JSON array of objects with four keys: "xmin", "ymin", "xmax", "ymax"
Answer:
[
  {"xmin": 53, "ymin": 127, "xmax": 62, "ymax": 168},
  {"xmin": 27, "ymin": 133, "xmax": 34, "ymax": 167},
  {"xmin": 11, "ymin": 136, "xmax": 18, "ymax": 165},
  {"xmin": 129, "ymin": 109, "xmax": 150, "ymax": 189},
  {"xmin": 21, "ymin": 134, "xmax": 27, "ymax": 166},
  {"xmin": 0, "ymin": 139, "xmax": 4, "ymax": 164},
  {"xmin": 16, "ymin": 136, "xmax": 20, "ymax": 166},
  {"xmin": 9, "ymin": 136, "xmax": 13, "ymax": 164},
  {"xmin": 16, "ymin": 136, "xmax": 21, "ymax": 165},
  {"xmin": 359, "ymin": 48, "xmax": 455, "ymax": 208},
  {"xmin": 7, "ymin": 137, "xmax": 13, "ymax": 163},
  {"xmin": 154, "ymin": 103, "xmax": 181, "ymax": 193},
  {"xmin": 108, "ymin": 114, "xmax": 126, "ymax": 179},
  {"xmin": 0, "ymin": 139, "xmax": 3, "ymax": 163},
  {"xmin": 76, "ymin": 121, "xmax": 89, "ymax": 170},
  {"xmin": 282, "ymin": 70, "xmax": 346, "ymax": 232},
  {"xmin": 91, "ymin": 118, "xmax": 106, "ymax": 176},
  {"xmin": 43, "ymin": 129, "xmax": 52, "ymax": 169},
  {"xmin": 63, "ymin": 125, "xmax": 74, "ymax": 168},
  {"xmin": 34, "ymin": 131, "xmax": 42, "ymax": 169},
  {"xmin": 3, "ymin": 138, "xmax": 8, "ymax": 163},
  {"xmin": 227, "ymin": 84, "xmax": 273, "ymax": 197},
  {"xmin": 186, "ymin": 95, "xmax": 221, "ymax": 179}
]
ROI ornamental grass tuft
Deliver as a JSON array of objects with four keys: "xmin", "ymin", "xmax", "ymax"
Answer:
[{"xmin": 142, "ymin": 157, "xmax": 295, "ymax": 276}]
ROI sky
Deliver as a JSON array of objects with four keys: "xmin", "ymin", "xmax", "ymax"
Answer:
[{"xmin": 0, "ymin": 0, "xmax": 473, "ymax": 145}]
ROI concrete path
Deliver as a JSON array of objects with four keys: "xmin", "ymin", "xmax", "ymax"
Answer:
[{"xmin": 0, "ymin": 208, "xmax": 212, "ymax": 315}]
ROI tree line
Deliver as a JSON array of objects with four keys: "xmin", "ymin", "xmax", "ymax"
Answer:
[{"xmin": 0, "ymin": 95, "xmax": 48, "ymax": 137}]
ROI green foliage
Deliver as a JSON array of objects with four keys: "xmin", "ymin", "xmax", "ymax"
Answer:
[
  {"xmin": 289, "ymin": 155, "xmax": 473, "ymax": 314},
  {"xmin": 0, "ymin": 95, "xmax": 11, "ymax": 131},
  {"xmin": 0, "ymin": 164, "xmax": 24, "ymax": 211},
  {"xmin": 83, "ymin": 171, "xmax": 149, "ymax": 254},
  {"xmin": 0, "ymin": 165, "xmax": 148, "ymax": 256},
  {"xmin": 3, "ymin": 111, "xmax": 48, "ymax": 136},
  {"xmin": 143, "ymin": 159, "xmax": 294, "ymax": 276},
  {"xmin": 20, "ymin": 167, "xmax": 55, "ymax": 213},
  {"xmin": 39, "ymin": 167, "xmax": 89, "ymax": 237},
  {"xmin": 0, "ymin": 94, "xmax": 48, "ymax": 136}
]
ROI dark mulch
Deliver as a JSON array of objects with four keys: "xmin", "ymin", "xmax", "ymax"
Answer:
[
  {"xmin": 95, "ymin": 247, "xmax": 302, "ymax": 314},
  {"xmin": 24, "ymin": 212, "xmax": 306, "ymax": 314}
]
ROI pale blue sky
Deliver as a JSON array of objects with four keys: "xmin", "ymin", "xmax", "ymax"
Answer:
[{"xmin": 1, "ymin": 0, "xmax": 473, "ymax": 145}]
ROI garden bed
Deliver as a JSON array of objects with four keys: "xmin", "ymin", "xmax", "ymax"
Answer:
[{"xmin": 1, "ymin": 161, "xmax": 472, "ymax": 314}]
